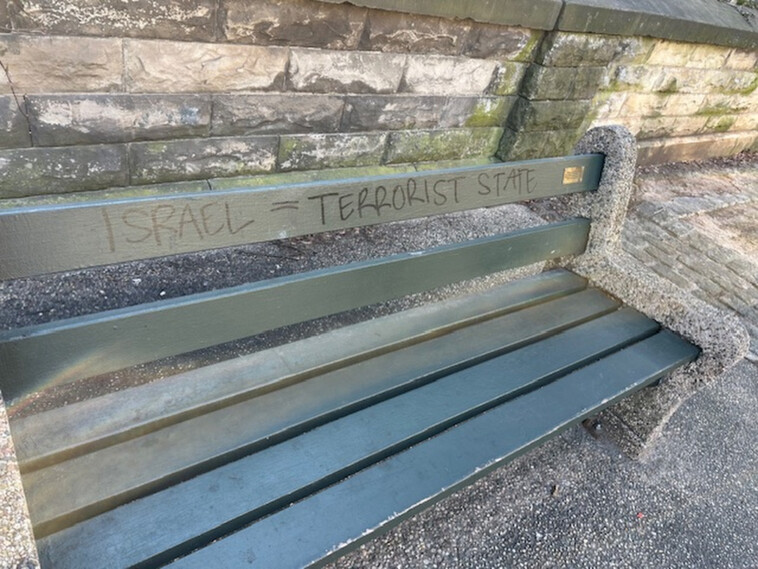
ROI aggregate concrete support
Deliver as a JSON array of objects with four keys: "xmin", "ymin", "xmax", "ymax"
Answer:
[{"xmin": 550, "ymin": 125, "xmax": 750, "ymax": 454}]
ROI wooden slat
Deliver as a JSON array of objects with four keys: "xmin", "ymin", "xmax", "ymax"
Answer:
[
  {"xmin": 161, "ymin": 331, "xmax": 699, "ymax": 569},
  {"xmin": 0, "ymin": 154, "xmax": 603, "ymax": 280},
  {"xmin": 25, "ymin": 288, "xmax": 617, "ymax": 537},
  {"xmin": 13, "ymin": 270, "xmax": 587, "ymax": 472},
  {"xmin": 0, "ymin": 219, "xmax": 590, "ymax": 401},
  {"xmin": 37, "ymin": 307, "xmax": 663, "ymax": 569}
]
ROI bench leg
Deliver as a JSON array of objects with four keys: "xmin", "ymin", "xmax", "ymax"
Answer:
[
  {"xmin": 572, "ymin": 253, "xmax": 749, "ymax": 456},
  {"xmin": 0, "ymin": 392, "xmax": 40, "ymax": 568}
]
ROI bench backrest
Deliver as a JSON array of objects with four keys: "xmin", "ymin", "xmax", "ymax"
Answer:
[{"xmin": 0, "ymin": 154, "xmax": 603, "ymax": 401}]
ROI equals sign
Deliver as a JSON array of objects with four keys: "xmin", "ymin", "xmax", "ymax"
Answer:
[{"xmin": 271, "ymin": 200, "xmax": 299, "ymax": 212}]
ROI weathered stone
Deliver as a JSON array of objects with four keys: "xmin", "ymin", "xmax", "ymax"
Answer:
[
  {"xmin": 130, "ymin": 136, "xmax": 278, "ymax": 184},
  {"xmin": 613, "ymin": 65, "xmax": 758, "ymax": 95},
  {"xmin": 636, "ymin": 116, "xmax": 679, "ymax": 139},
  {"xmin": 441, "ymin": 96, "xmax": 514, "ymax": 128},
  {"xmin": 126, "ymin": 40, "xmax": 288, "ymax": 93},
  {"xmin": 27, "ymin": 94, "xmax": 211, "ymax": 146},
  {"xmin": 208, "ymin": 163, "xmax": 415, "ymax": 191},
  {"xmin": 360, "ymin": 9, "xmax": 469, "ymax": 55},
  {"xmin": 278, "ymin": 132, "xmax": 388, "ymax": 171},
  {"xmin": 317, "ymin": 0, "xmax": 563, "ymax": 32},
  {"xmin": 637, "ymin": 132, "xmax": 758, "ymax": 165},
  {"xmin": 461, "ymin": 23, "xmax": 532, "ymax": 60},
  {"xmin": 507, "ymin": 97, "xmax": 592, "ymax": 131},
  {"xmin": 0, "ymin": 95, "xmax": 30, "ymax": 149},
  {"xmin": 220, "ymin": 0, "xmax": 366, "ymax": 49},
  {"xmin": 402, "ymin": 54, "xmax": 498, "ymax": 96},
  {"xmin": 488, "ymin": 62, "xmax": 529, "ymax": 96},
  {"xmin": 703, "ymin": 115, "xmax": 737, "ymax": 134},
  {"xmin": 732, "ymin": 113, "xmax": 758, "ymax": 131},
  {"xmin": 536, "ymin": 32, "xmax": 621, "ymax": 67},
  {"xmin": 726, "ymin": 49, "xmax": 758, "ymax": 71},
  {"xmin": 687, "ymin": 44, "xmax": 732, "ymax": 69},
  {"xmin": 212, "ymin": 94, "xmax": 343, "ymax": 135},
  {"xmin": 0, "ymin": 1, "xmax": 9, "ymax": 31},
  {"xmin": 288, "ymin": 48, "xmax": 405, "ymax": 94},
  {"xmin": 591, "ymin": 91, "xmax": 627, "ymax": 120},
  {"xmin": 385, "ymin": 127, "xmax": 502, "ymax": 164},
  {"xmin": 342, "ymin": 95, "xmax": 445, "ymax": 131},
  {"xmin": 8, "ymin": 0, "xmax": 216, "ymax": 41},
  {"xmin": 697, "ymin": 94, "xmax": 753, "ymax": 115},
  {"xmin": 559, "ymin": 0, "xmax": 757, "ymax": 51},
  {"xmin": 521, "ymin": 65, "xmax": 607, "ymax": 100},
  {"xmin": 617, "ymin": 93, "xmax": 669, "ymax": 118},
  {"xmin": 497, "ymin": 127, "xmax": 583, "ymax": 160},
  {"xmin": 662, "ymin": 93, "xmax": 707, "ymax": 116},
  {"xmin": 646, "ymin": 40, "xmax": 696, "ymax": 67},
  {"xmin": 0, "ymin": 35, "xmax": 122, "ymax": 93},
  {"xmin": 0, "ymin": 144, "xmax": 129, "ymax": 198}
]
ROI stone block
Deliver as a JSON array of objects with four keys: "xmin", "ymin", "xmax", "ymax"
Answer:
[
  {"xmin": 288, "ymin": 48, "xmax": 405, "ymax": 94},
  {"xmin": 732, "ymin": 113, "xmax": 758, "ymax": 132},
  {"xmin": 8, "ymin": 0, "xmax": 216, "ymax": 41},
  {"xmin": 521, "ymin": 65, "xmax": 607, "ymax": 100},
  {"xmin": 130, "ymin": 136, "xmax": 278, "ymax": 184},
  {"xmin": 646, "ymin": 40, "xmax": 695, "ymax": 67},
  {"xmin": 497, "ymin": 127, "xmax": 582, "ymax": 160},
  {"xmin": 0, "ymin": 144, "xmax": 129, "ymax": 198},
  {"xmin": 342, "ymin": 95, "xmax": 446, "ymax": 131},
  {"xmin": 220, "ymin": 0, "xmax": 366, "ymax": 49},
  {"xmin": 441, "ymin": 96, "xmax": 515, "ymax": 128},
  {"xmin": 360, "ymin": 9, "xmax": 469, "ymax": 55},
  {"xmin": 637, "ymin": 116, "xmax": 680, "ymax": 139},
  {"xmin": 27, "ymin": 94, "xmax": 211, "ymax": 146},
  {"xmin": 662, "ymin": 94, "xmax": 707, "ymax": 116},
  {"xmin": 636, "ymin": 132, "xmax": 758, "ymax": 165},
  {"xmin": 0, "ymin": 95, "xmax": 31, "ymax": 149},
  {"xmin": 385, "ymin": 127, "xmax": 502, "ymax": 164},
  {"xmin": 461, "ymin": 23, "xmax": 533, "ymax": 60},
  {"xmin": 278, "ymin": 132, "xmax": 387, "ymax": 171},
  {"xmin": 507, "ymin": 97, "xmax": 592, "ymax": 131},
  {"xmin": 488, "ymin": 62, "xmax": 528, "ymax": 95},
  {"xmin": 618, "ymin": 93, "xmax": 669, "ymax": 118},
  {"xmin": 0, "ymin": 35, "xmax": 122, "ymax": 94},
  {"xmin": 687, "ymin": 44, "xmax": 731, "ymax": 69},
  {"xmin": 726, "ymin": 49, "xmax": 758, "ymax": 71},
  {"xmin": 126, "ymin": 40, "xmax": 288, "ymax": 93},
  {"xmin": 703, "ymin": 115, "xmax": 737, "ymax": 134},
  {"xmin": 402, "ymin": 54, "xmax": 498, "ymax": 96},
  {"xmin": 590, "ymin": 91, "xmax": 627, "ymax": 120},
  {"xmin": 0, "ymin": 2, "xmax": 9, "ymax": 31},
  {"xmin": 212, "ymin": 93, "xmax": 343, "ymax": 135},
  {"xmin": 698, "ymin": 94, "xmax": 752, "ymax": 115},
  {"xmin": 536, "ymin": 31, "xmax": 620, "ymax": 67}
]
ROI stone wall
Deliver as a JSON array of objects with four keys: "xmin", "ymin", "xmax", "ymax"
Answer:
[{"xmin": 0, "ymin": 0, "xmax": 755, "ymax": 201}]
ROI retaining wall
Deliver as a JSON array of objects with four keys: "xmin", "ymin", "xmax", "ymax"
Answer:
[{"xmin": 0, "ymin": 0, "xmax": 755, "ymax": 201}]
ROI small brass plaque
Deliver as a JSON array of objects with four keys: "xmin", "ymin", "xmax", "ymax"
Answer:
[{"xmin": 562, "ymin": 166, "xmax": 585, "ymax": 185}]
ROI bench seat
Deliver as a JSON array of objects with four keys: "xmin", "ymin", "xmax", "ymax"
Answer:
[{"xmin": 15, "ymin": 270, "xmax": 698, "ymax": 568}]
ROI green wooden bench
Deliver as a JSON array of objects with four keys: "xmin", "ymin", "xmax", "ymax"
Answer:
[{"xmin": 0, "ymin": 126, "xmax": 709, "ymax": 568}]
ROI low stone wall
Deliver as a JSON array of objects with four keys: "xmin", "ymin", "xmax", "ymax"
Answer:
[{"xmin": 0, "ymin": 0, "xmax": 754, "ymax": 201}]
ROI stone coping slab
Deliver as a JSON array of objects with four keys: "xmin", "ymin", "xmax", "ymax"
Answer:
[{"xmin": 317, "ymin": 0, "xmax": 758, "ymax": 50}]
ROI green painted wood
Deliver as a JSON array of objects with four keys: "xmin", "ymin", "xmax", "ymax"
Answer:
[
  {"xmin": 0, "ymin": 220, "xmax": 590, "ymax": 401},
  {"xmin": 0, "ymin": 154, "xmax": 602, "ymax": 280},
  {"xmin": 37, "ymin": 307, "xmax": 663, "ymax": 569},
  {"xmin": 163, "ymin": 331, "xmax": 699, "ymax": 569},
  {"xmin": 14, "ymin": 270, "xmax": 587, "ymax": 473},
  {"xmin": 25, "ymin": 288, "xmax": 617, "ymax": 537}
]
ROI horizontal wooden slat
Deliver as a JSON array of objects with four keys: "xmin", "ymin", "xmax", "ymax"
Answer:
[
  {"xmin": 0, "ymin": 154, "xmax": 603, "ymax": 280},
  {"xmin": 162, "ymin": 331, "xmax": 699, "ymax": 569},
  {"xmin": 37, "ymin": 307, "xmax": 663, "ymax": 569},
  {"xmin": 0, "ymin": 220, "xmax": 590, "ymax": 401},
  {"xmin": 13, "ymin": 270, "xmax": 587, "ymax": 472},
  {"xmin": 25, "ymin": 288, "xmax": 617, "ymax": 537}
]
